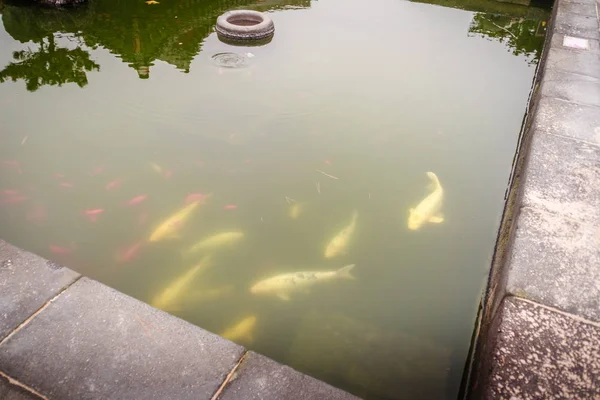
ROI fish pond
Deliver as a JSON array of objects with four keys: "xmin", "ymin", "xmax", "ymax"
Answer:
[{"xmin": 0, "ymin": 0, "xmax": 549, "ymax": 398}]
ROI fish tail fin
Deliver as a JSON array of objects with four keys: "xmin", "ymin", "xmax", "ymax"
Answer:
[
  {"xmin": 337, "ymin": 264, "xmax": 356, "ymax": 280},
  {"xmin": 426, "ymin": 172, "xmax": 441, "ymax": 190}
]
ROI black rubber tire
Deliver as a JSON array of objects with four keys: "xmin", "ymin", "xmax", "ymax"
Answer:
[{"xmin": 216, "ymin": 10, "xmax": 275, "ymax": 41}]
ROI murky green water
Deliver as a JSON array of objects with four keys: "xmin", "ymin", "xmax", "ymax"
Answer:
[{"xmin": 0, "ymin": 0, "xmax": 548, "ymax": 397}]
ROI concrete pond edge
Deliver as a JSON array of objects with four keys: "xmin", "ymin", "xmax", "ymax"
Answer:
[
  {"xmin": 466, "ymin": 0, "xmax": 600, "ymax": 397},
  {"xmin": 0, "ymin": 241, "xmax": 358, "ymax": 400}
]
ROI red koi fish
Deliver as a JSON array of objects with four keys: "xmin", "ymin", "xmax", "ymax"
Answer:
[
  {"xmin": 223, "ymin": 204, "xmax": 237, "ymax": 210},
  {"xmin": 2, "ymin": 160, "xmax": 19, "ymax": 167},
  {"xmin": 0, "ymin": 195, "xmax": 27, "ymax": 205},
  {"xmin": 126, "ymin": 195, "xmax": 148, "ymax": 206},
  {"xmin": 184, "ymin": 193, "xmax": 206, "ymax": 204},
  {"xmin": 53, "ymin": 173, "xmax": 65, "ymax": 179},
  {"xmin": 1, "ymin": 189, "xmax": 19, "ymax": 196},
  {"xmin": 59, "ymin": 182, "xmax": 74, "ymax": 188},
  {"xmin": 106, "ymin": 179, "xmax": 123, "ymax": 190},
  {"xmin": 83, "ymin": 208, "xmax": 104, "ymax": 222},
  {"xmin": 117, "ymin": 241, "xmax": 143, "ymax": 263},
  {"xmin": 138, "ymin": 212, "xmax": 150, "ymax": 226},
  {"xmin": 163, "ymin": 170, "xmax": 174, "ymax": 179},
  {"xmin": 2, "ymin": 160, "xmax": 22, "ymax": 174},
  {"xmin": 49, "ymin": 245, "xmax": 73, "ymax": 255},
  {"xmin": 91, "ymin": 166, "xmax": 104, "ymax": 176}
]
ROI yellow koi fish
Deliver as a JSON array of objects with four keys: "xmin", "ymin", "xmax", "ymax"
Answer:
[
  {"xmin": 186, "ymin": 231, "xmax": 244, "ymax": 255},
  {"xmin": 151, "ymin": 255, "xmax": 212, "ymax": 311},
  {"xmin": 408, "ymin": 172, "xmax": 444, "ymax": 231},
  {"xmin": 150, "ymin": 163, "xmax": 163, "ymax": 174},
  {"xmin": 289, "ymin": 202, "xmax": 302, "ymax": 219},
  {"xmin": 250, "ymin": 264, "xmax": 356, "ymax": 301},
  {"xmin": 184, "ymin": 285, "xmax": 234, "ymax": 304},
  {"xmin": 149, "ymin": 197, "xmax": 210, "ymax": 242},
  {"xmin": 221, "ymin": 315, "xmax": 257, "ymax": 343},
  {"xmin": 325, "ymin": 210, "xmax": 358, "ymax": 258}
]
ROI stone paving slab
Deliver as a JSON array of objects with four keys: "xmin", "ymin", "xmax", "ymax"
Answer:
[
  {"xmin": 0, "ymin": 278, "xmax": 245, "ymax": 400},
  {"xmin": 551, "ymin": 32, "xmax": 600, "ymax": 53},
  {"xmin": 555, "ymin": 11, "xmax": 600, "ymax": 39},
  {"xmin": 540, "ymin": 69, "xmax": 600, "ymax": 106},
  {"xmin": 521, "ymin": 131, "xmax": 600, "ymax": 225},
  {"xmin": 546, "ymin": 47, "xmax": 600, "ymax": 78},
  {"xmin": 0, "ymin": 375, "xmax": 40, "ymax": 400},
  {"xmin": 217, "ymin": 352, "xmax": 360, "ymax": 400},
  {"xmin": 506, "ymin": 205, "xmax": 600, "ymax": 322},
  {"xmin": 560, "ymin": 0, "xmax": 597, "ymax": 6},
  {"xmin": 0, "ymin": 240, "xmax": 80, "ymax": 341},
  {"xmin": 532, "ymin": 96, "xmax": 600, "ymax": 144},
  {"xmin": 557, "ymin": 1, "xmax": 598, "ymax": 16},
  {"xmin": 484, "ymin": 297, "xmax": 600, "ymax": 400}
]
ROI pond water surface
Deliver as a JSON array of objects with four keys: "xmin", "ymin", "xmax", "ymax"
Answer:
[{"xmin": 0, "ymin": 0, "xmax": 548, "ymax": 398}]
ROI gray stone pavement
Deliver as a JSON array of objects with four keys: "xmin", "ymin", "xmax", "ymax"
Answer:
[
  {"xmin": 0, "ymin": 241, "xmax": 80, "ymax": 341},
  {"xmin": 0, "ymin": 241, "xmax": 358, "ymax": 399},
  {"xmin": 0, "ymin": 374, "xmax": 41, "ymax": 400},
  {"xmin": 484, "ymin": 297, "xmax": 600, "ymax": 400},
  {"xmin": 505, "ymin": 0, "xmax": 600, "ymax": 320},
  {"xmin": 472, "ymin": 0, "xmax": 600, "ymax": 397},
  {"xmin": 218, "ymin": 352, "xmax": 360, "ymax": 400}
]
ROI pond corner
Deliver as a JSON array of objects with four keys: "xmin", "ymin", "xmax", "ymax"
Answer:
[{"xmin": 0, "ymin": 240, "xmax": 359, "ymax": 399}]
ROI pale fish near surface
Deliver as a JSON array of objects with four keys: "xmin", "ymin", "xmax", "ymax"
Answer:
[
  {"xmin": 184, "ymin": 285, "xmax": 234, "ymax": 304},
  {"xmin": 221, "ymin": 315, "xmax": 257, "ymax": 343},
  {"xmin": 407, "ymin": 172, "xmax": 444, "ymax": 231},
  {"xmin": 185, "ymin": 231, "xmax": 244, "ymax": 255},
  {"xmin": 324, "ymin": 210, "xmax": 358, "ymax": 259},
  {"xmin": 250, "ymin": 264, "xmax": 356, "ymax": 301},
  {"xmin": 289, "ymin": 202, "xmax": 302, "ymax": 219},
  {"xmin": 148, "ymin": 194, "xmax": 211, "ymax": 242},
  {"xmin": 151, "ymin": 255, "xmax": 212, "ymax": 312}
]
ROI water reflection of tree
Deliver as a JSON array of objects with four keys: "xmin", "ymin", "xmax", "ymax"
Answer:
[
  {"xmin": 0, "ymin": 34, "xmax": 100, "ymax": 91},
  {"xmin": 468, "ymin": 14, "xmax": 546, "ymax": 63},
  {"xmin": 0, "ymin": 0, "xmax": 310, "ymax": 82}
]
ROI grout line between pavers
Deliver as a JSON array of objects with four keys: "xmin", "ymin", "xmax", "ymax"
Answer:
[
  {"xmin": 0, "ymin": 276, "xmax": 82, "ymax": 348},
  {"xmin": 539, "ymin": 94, "xmax": 600, "ymax": 110},
  {"xmin": 519, "ymin": 204, "xmax": 599, "ymax": 227},
  {"xmin": 557, "ymin": 8, "xmax": 600, "ymax": 17},
  {"xmin": 537, "ymin": 128, "xmax": 600, "ymax": 149},
  {"xmin": 0, "ymin": 370, "xmax": 47, "ymax": 400},
  {"xmin": 508, "ymin": 295, "xmax": 600, "ymax": 328},
  {"xmin": 210, "ymin": 350, "xmax": 248, "ymax": 400}
]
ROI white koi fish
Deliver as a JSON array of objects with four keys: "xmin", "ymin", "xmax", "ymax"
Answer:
[
  {"xmin": 151, "ymin": 255, "xmax": 212, "ymax": 311},
  {"xmin": 186, "ymin": 231, "xmax": 244, "ymax": 255},
  {"xmin": 408, "ymin": 172, "xmax": 444, "ymax": 231},
  {"xmin": 221, "ymin": 315, "xmax": 257, "ymax": 343},
  {"xmin": 148, "ymin": 196, "xmax": 210, "ymax": 242},
  {"xmin": 250, "ymin": 264, "xmax": 356, "ymax": 301},
  {"xmin": 325, "ymin": 210, "xmax": 358, "ymax": 258}
]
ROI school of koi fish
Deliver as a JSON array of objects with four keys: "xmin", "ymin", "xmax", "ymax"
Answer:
[{"xmin": 0, "ymin": 157, "xmax": 444, "ymax": 344}]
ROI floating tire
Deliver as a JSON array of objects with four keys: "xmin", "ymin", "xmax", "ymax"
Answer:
[{"xmin": 216, "ymin": 10, "xmax": 275, "ymax": 42}]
